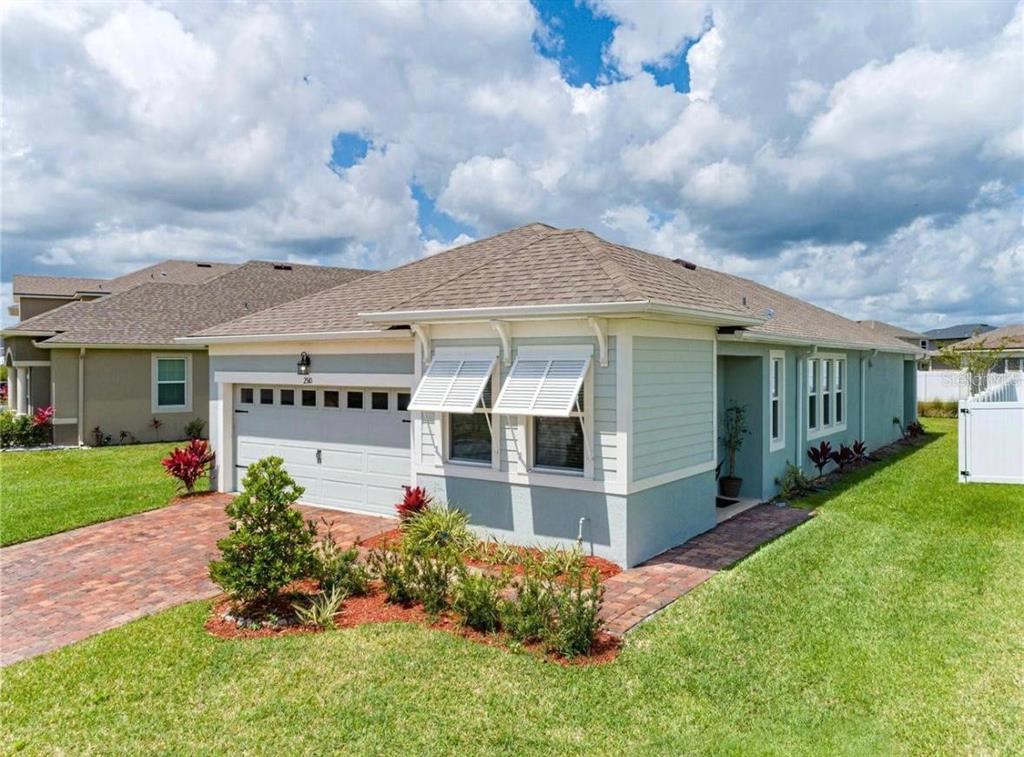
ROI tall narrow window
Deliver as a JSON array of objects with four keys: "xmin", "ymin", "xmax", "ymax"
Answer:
[
  {"xmin": 835, "ymin": 360, "xmax": 844, "ymax": 424},
  {"xmin": 808, "ymin": 360, "xmax": 818, "ymax": 430},
  {"xmin": 770, "ymin": 352, "xmax": 784, "ymax": 451},
  {"xmin": 822, "ymin": 360, "xmax": 832, "ymax": 426}
]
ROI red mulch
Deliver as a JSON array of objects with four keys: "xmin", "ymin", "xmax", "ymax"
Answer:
[
  {"xmin": 360, "ymin": 528, "xmax": 622, "ymax": 582},
  {"xmin": 204, "ymin": 583, "xmax": 621, "ymax": 666}
]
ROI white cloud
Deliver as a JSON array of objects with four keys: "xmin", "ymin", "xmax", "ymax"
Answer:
[
  {"xmin": 683, "ymin": 160, "xmax": 754, "ymax": 207},
  {"xmin": 686, "ymin": 27, "xmax": 722, "ymax": 102},
  {"xmin": 593, "ymin": 0, "xmax": 709, "ymax": 75},
  {"xmin": 786, "ymin": 79, "xmax": 827, "ymax": 117}
]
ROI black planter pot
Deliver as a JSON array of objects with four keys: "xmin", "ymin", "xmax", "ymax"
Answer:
[{"xmin": 719, "ymin": 476, "xmax": 743, "ymax": 499}]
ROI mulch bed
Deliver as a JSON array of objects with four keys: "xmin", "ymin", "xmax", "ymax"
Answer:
[
  {"xmin": 361, "ymin": 529, "xmax": 622, "ymax": 582},
  {"xmin": 204, "ymin": 582, "xmax": 622, "ymax": 666}
]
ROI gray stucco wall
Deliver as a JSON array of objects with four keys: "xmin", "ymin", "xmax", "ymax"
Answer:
[
  {"xmin": 633, "ymin": 336, "xmax": 714, "ymax": 480},
  {"xmin": 6, "ymin": 335, "xmax": 49, "ymax": 363},
  {"xmin": 18, "ymin": 297, "xmax": 72, "ymax": 321}
]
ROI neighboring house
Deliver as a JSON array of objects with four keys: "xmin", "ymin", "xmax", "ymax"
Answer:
[
  {"xmin": 953, "ymin": 323, "xmax": 1024, "ymax": 375},
  {"xmin": 182, "ymin": 224, "xmax": 920, "ymax": 568},
  {"xmin": 3, "ymin": 261, "xmax": 370, "ymax": 445},
  {"xmin": 858, "ymin": 320, "xmax": 931, "ymax": 351}
]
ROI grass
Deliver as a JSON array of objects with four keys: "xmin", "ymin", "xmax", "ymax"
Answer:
[
  {"xmin": 0, "ymin": 443, "xmax": 203, "ymax": 546},
  {"xmin": 2, "ymin": 419, "xmax": 1022, "ymax": 754}
]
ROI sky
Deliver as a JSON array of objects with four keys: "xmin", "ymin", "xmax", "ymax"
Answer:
[{"xmin": 1, "ymin": 0, "xmax": 1021, "ymax": 331}]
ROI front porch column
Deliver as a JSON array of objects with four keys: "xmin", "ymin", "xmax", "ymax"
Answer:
[
  {"xmin": 15, "ymin": 366, "xmax": 27, "ymax": 415},
  {"xmin": 6, "ymin": 366, "xmax": 16, "ymax": 412}
]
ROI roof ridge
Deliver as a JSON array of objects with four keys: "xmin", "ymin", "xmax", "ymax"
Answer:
[
  {"xmin": 570, "ymin": 230, "xmax": 648, "ymax": 301},
  {"xmin": 380, "ymin": 225, "xmax": 561, "ymax": 312}
]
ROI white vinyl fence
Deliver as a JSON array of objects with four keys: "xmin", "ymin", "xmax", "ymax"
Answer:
[
  {"xmin": 958, "ymin": 379, "xmax": 1024, "ymax": 485},
  {"xmin": 919, "ymin": 370, "xmax": 1018, "ymax": 402}
]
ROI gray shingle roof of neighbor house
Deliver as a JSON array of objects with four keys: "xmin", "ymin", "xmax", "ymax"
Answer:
[
  {"xmin": 857, "ymin": 320, "xmax": 927, "ymax": 340},
  {"xmin": 922, "ymin": 323, "xmax": 995, "ymax": 341},
  {"xmin": 189, "ymin": 224, "xmax": 920, "ymax": 354},
  {"xmin": 6, "ymin": 261, "xmax": 372, "ymax": 346},
  {"xmin": 954, "ymin": 323, "xmax": 1024, "ymax": 350},
  {"xmin": 12, "ymin": 275, "xmax": 109, "ymax": 297}
]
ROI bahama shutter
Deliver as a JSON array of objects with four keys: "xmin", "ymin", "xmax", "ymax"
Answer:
[
  {"xmin": 407, "ymin": 357, "xmax": 496, "ymax": 413},
  {"xmin": 491, "ymin": 357, "xmax": 590, "ymax": 417}
]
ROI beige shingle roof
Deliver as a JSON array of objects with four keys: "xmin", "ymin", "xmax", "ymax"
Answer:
[
  {"xmin": 857, "ymin": 320, "xmax": 926, "ymax": 340},
  {"xmin": 7, "ymin": 261, "xmax": 371, "ymax": 346},
  {"xmin": 97, "ymin": 260, "xmax": 238, "ymax": 292},
  {"xmin": 194, "ymin": 225, "xmax": 751, "ymax": 337},
  {"xmin": 12, "ymin": 275, "xmax": 108, "ymax": 297},
  {"xmin": 955, "ymin": 323, "xmax": 1024, "ymax": 350}
]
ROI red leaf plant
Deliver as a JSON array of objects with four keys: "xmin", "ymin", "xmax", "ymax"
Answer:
[
  {"xmin": 807, "ymin": 440, "xmax": 833, "ymax": 476},
  {"xmin": 852, "ymin": 439, "xmax": 868, "ymax": 460},
  {"xmin": 32, "ymin": 405, "xmax": 54, "ymax": 427},
  {"xmin": 162, "ymin": 439, "xmax": 215, "ymax": 494},
  {"xmin": 829, "ymin": 443, "xmax": 856, "ymax": 472},
  {"xmin": 396, "ymin": 485, "xmax": 432, "ymax": 521}
]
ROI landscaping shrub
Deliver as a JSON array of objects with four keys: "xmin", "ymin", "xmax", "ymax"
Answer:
[
  {"xmin": 293, "ymin": 585, "xmax": 345, "ymax": 629},
  {"xmin": 396, "ymin": 485, "xmax": 432, "ymax": 521},
  {"xmin": 829, "ymin": 444, "xmax": 856, "ymax": 472},
  {"xmin": 852, "ymin": 439, "xmax": 868, "ymax": 460},
  {"xmin": 906, "ymin": 420, "xmax": 925, "ymax": 438},
  {"xmin": 775, "ymin": 461, "xmax": 812, "ymax": 500},
  {"xmin": 0, "ymin": 406, "xmax": 52, "ymax": 448},
  {"xmin": 452, "ymin": 568, "xmax": 505, "ymax": 632},
  {"xmin": 500, "ymin": 572, "xmax": 554, "ymax": 644},
  {"xmin": 415, "ymin": 552, "xmax": 456, "ymax": 615},
  {"xmin": 545, "ymin": 567, "xmax": 604, "ymax": 658},
  {"xmin": 208, "ymin": 456, "xmax": 317, "ymax": 607},
  {"xmin": 368, "ymin": 546, "xmax": 418, "ymax": 606},
  {"xmin": 314, "ymin": 529, "xmax": 370, "ymax": 597},
  {"xmin": 184, "ymin": 417, "xmax": 206, "ymax": 440},
  {"xmin": 536, "ymin": 544, "xmax": 585, "ymax": 580},
  {"xmin": 92, "ymin": 426, "xmax": 112, "ymax": 446},
  {"xmin": 161, "ymin": 439, "xmax": 214, "ymax": 494},
  {"xmin": 402, "ymin": 505, "xmax": 474, "ymax": 556},
  {"xmin": 918, "ymin": 400, "xmax": 958, "ymax": 418},
  {"xmin": 807, "ymin": 441, "xmax": 833, "ymax": 476}
]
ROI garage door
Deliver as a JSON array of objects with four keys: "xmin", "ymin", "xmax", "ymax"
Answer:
[{"xmin": 233, "ymin": 385, "xmax": 411, "ymax": 516}]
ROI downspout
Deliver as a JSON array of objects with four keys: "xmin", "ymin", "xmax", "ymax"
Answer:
[{"xmin": 77, "ymin": 348, "xmax": 85, "ymax": 446}]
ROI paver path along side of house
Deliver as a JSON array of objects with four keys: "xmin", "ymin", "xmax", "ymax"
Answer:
[{"xmin": 0, "ymin": 495, "xmax": 395, "ymax": 666}]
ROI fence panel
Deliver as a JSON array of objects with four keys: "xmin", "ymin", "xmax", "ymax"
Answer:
[{"xmin": 959, "ymin": 380, "xmax": 1024, "ymax": 484}]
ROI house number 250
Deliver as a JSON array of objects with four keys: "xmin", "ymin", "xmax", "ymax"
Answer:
[{"xmin": 302, "ymin": 376, "xmax": 314, "ymax": 384}]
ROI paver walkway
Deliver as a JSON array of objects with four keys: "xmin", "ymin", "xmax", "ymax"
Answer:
[
  {"xmin": 0, "ymin": 495, "xmax": 395, "ymax": 666},
  {"xmin": 600, "ymin": 505, "xmax": 812, "ymax": 635}
]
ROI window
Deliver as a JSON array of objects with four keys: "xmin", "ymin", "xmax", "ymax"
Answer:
[
  {"xmin": 280, "ymin": 389, "xmax": 294, "ymax": 406},
  {"xmin": 324, "ymin": 390, "xmax": 339, "ymax": 408},
  {"xmin": 807, "ymin": 355, "xmax": 847, "ymax": 438},
  {"xmin": 822, "ymin": 360, "xmax": 831, "ymax": 426},
  {"xmin": 259, "ymin": 388, "xmax": 274, "ymax": 405},
  {"xmin": 808, "ymin": 360, "xmax": 818, "ymax": 430},
  {"xmin": 371, "ymin": 391, "xmax": 389, "ymax": 410},
  {"xmin": 534, "ymin": 415, "xmax": 584, "ymax": 472},
  {"xmin": 240, "ymin": 387, "xmax": 254, "ymax": 404},
  {"xmin": 836, "ymin": 361, "xmax": 844, "ymax": 424},
  {"xmin": 770, "ymin": 352, "xmax": 785, "ymax": 451},
  {"xmin": 448, "ymin": 382, "xmax": 493, "ymax": 464},
  {"xmin": 397, "ymin": 392, "xmax": 411, "ymax": 411},
  {"xmin": 301, "ymin": 390, "xmax": 316, "ymax": 407},
  {"xmin": 347, "ymin": 391, "xmax": 363, "ymax": 409},
  {"xmin": 152, "ymin": 355, "xmax": 191, "ymax": 412}
]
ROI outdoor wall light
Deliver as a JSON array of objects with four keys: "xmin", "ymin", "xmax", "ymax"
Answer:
[{"xmin": 297, "ymin": 352, "xmax": 311, "ymax": 376}]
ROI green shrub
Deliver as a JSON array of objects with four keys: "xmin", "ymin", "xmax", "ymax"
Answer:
[
  {"xmin": 452, "ymin": 568, "xmax": 505, "ymax": 632},
  {"xmin": 530, "ymin": 544, "xmax": 585, "ymax": 580},
  {"xmin": 293, "ymin": 585, "xmax": 345, "ymax": 629},
  {"xmin": 368, "ymin": 546, "xmax": 418, "ymax": 606},
  {"xmin": 184, "ymin": 417, "xmax": 206, "ymax": 439},
  {"xmin": 1, "ymin": 409, "xmax": 45, "ymax": 448},
  {"xmin": 500, "ymin": 573, "xmax": 554, "ymax": 644},
  {"xmin": 314, "ymin": 530, "xmax": 370, "ymax": 597},
  {"xmin": 775, "ymin": 461, "xmax": 812, "ymax": 500},
  {"xmin": 545, "ymin": 567, "xmax": 604, "ymax": 658},
  {"xmin": 415, "ymin": 552, "xmax": 456, "ymax": 615},
  {"xmin": 918, "ymin": 400, "xmax": 958, "ymax": 418},
  {"xmin": 208, "ymin": 457, "xmax": 317, "ymax": 607},
  {"xmin": 402, "ymin": 505, "xmax": 474, "ymax": 557}
]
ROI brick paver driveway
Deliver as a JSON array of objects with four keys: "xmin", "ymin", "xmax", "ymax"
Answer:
[{"xmin": 0, "ymin": 495, "xmax": 395, "ymax": 666}]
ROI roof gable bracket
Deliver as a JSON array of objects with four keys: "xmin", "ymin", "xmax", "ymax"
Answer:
[
  {"xmin": 411, "ymin": 323, "xmax": 431, "ymax": 364},
  {"xmin": 587, "ymin": 317, "xmax": 608, "ymax": 368},
  {"xmin": 490, "ymin": 320, "xmax": 512, "ymax": 366}
]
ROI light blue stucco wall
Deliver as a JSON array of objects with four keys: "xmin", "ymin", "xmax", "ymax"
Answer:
[
  {"xmin": 717, "ymin": 354, "xmax": 764, "ymax": 499},
  {"xmin": 632, "ymin": 336, "xmax": 714, "ymax": 480},
  {"xmin": 625, "ymin": 470, "xmax": 716, "ymax": 567},
  {"xmin": 418, "ymin": 473, "xmax": 629, "ymax": 565}
]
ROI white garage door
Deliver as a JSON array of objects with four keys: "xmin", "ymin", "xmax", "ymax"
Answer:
[{"xmin": 233, "ymin": 385, "xmax": 411, "ymax": 516}]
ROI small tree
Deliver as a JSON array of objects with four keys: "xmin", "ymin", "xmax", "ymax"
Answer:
[
  {"xmin": 719, "ymin": 403, "xmax": 750, "ymax": 479},
  {"xmin": 209, "ymin": 456, "xmax": 317, "ymax": 608},
  {"xmin": 937, "ymin": 334, "xmax": 1009, "ymax": 395}
]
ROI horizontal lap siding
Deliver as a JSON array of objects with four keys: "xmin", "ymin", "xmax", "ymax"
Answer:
[{"xmin": 633, "ymin": 337, "xmax": 714, "ymax": 481}]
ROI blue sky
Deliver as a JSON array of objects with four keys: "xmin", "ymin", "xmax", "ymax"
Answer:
[{"xmin": 1, "ymin": 0, "xmax": 1021, "ymax": 330}]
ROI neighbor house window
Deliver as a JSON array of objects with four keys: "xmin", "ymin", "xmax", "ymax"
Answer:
[
  {"xmin": 152, "ymin": 355, "xmax": 191, "ymax": 412},
  {"xmin": 532, "ymin": 391, "xmax": 584, "ymax": 473},
  {"xmin": 770, "ymin": 351, "xmax": 785, "ymax": 451},
  {"xmin": 807, "ymin": 355, "xmax": 847, "ymax": 437},
  {"xmin": 448, "ymin": 382, "xmax": 492, "ymax": 464}
]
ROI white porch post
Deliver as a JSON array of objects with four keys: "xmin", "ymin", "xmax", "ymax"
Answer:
[
  {"xmin": 7, "ymin": 366, "xmax": 16, "ymax": 412},
  {"xmin": 214, "ymin": 380, "xmax": 234, "ymax": 493},
  {"xmin": 15, "ymin": 367, "xmax": 28, "ymax": 415}
]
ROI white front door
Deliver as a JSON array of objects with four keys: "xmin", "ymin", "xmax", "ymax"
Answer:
[{"xmin": 232, "ymin": 385, "xmax": 411, "ymax": 516}]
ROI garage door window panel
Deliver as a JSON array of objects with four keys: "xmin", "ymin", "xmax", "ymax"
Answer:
[
  {"xmin": 347, "ymin": 391, "xmax": 364, "ymax": 409},
  {"xmin": 324, "ymin": 390, "xmax": 340, "ymax": 408},
  {"xmin": 280, "ymin": 389, "xmax": 294, "ymax": 406},
  {"xmin": 302, "ymin": 390, "xmax": 317, "ymax": 407}
]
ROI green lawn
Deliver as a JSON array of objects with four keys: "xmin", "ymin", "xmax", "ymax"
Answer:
[
  {"xmin": 0, "ymin": 443, "xmax": 200, "ymax": 546},
  {"xmin": 3, "ymin": 419, "xmax": 1022, "ymax": 754}
]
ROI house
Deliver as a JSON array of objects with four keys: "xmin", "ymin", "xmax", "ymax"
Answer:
[
  {"xmin": 3, "ymin": 261, "xmax": 370, "ymax": 445},
  {"xmin": 181, "ymin": 224, "xmax": 920, "ymax": 568},
  {"xmin": 857, "ymin": 320, "xmax": 931, "ymax": 351},
  {"xmin": 953, "ymin": 324, "xmax": 1024, "ymax": 375}
]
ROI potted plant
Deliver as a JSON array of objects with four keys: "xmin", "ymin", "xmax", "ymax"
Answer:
[{"xmin": 719, "ymin": 403, "xmax": 749, "ymax": 500}]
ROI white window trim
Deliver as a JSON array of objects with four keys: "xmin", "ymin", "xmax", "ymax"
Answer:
[
  {"xmin": 151, "ymin": 353, "xmax": 192, "ymax": 414},
  {"xmin": 807, "ymin": 353, "xmax": 848, "ymax": 441},
  {"xmin": 769, "ymin": 350, "xmax": 785, "ymax": 452},
  {"xmin": 443, "ymin": 370, "xmax": 500, "ymax": 470}
]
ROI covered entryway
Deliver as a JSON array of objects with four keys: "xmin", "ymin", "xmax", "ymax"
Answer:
[{"xmin": 232, "ymin": 385, "xmax": 411, "ymax": 515}]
